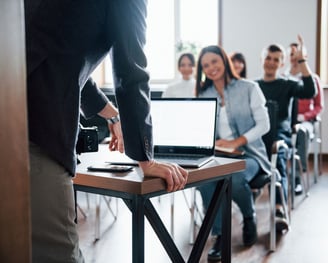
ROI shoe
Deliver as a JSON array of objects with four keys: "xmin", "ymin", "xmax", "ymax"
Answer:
[
  {"xmin": 242, "ymin": 217, "xmax": 257, "ymax": 246},
  {"xmin": 275, "ymin": 206, "xmax": 289, "ymax": 233},
  {"xmin": 208, "ymin": 236, "xmax": 222, "ymax": 262},
  {"xmin": 294, "ymin": 184, "xmax": 303, "ymax": 195}
]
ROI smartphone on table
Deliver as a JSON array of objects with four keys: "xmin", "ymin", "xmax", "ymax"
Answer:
[{"xmin": 87, "ymin": 163, "xmax": 134, "ymax": 173}]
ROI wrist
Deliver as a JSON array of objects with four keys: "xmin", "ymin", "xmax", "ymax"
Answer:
[
  {"xmin": 138, "ymin": 159, "xmax": 155, "ymax": 171},
  {"xmin": 106, "ymin": 115, "xmax": 120, "ymax": 125},
  {"xmin": 236, "ymin": 135, "xmax": 247, "ymax": 147}
]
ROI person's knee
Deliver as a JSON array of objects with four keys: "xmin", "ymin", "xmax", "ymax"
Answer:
[
  {"xmin": 231, "ymin": 176, "xmax": 251, "ymax": 198},
  {"xmin": 197, "ymin": 183, "xmax": 215, "ymax": 196},
  {"xmin": 197, "ymin": 183, "xmax": 216, "ymax": 208},
  {"xmin": 231, "ymin": 173, "xmax": 247, "ymax": 187}
]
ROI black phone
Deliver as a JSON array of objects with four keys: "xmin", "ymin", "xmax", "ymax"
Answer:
[{"xmin": 87, "ymin": 164, "xmax": 134, "ymax": 173}]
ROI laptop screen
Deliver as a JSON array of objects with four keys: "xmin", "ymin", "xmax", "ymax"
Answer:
[{"xmin": 151, "ymin": 98, "xmax": 217, "ymax": 155}]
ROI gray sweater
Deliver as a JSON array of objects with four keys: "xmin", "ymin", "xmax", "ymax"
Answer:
[{"xmin": 198, "ymin": 78, "xmax": 271, "ymax": 175}]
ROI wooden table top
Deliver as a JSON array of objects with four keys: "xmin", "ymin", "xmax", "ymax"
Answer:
[{"xmin": 74, "ymin": 145, "xmax": 245, "ymax": 195}]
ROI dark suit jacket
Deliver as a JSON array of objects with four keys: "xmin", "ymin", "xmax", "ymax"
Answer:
[{"xmin": 25, "ymin": 0, "xmax": 153, "ymax": 174}]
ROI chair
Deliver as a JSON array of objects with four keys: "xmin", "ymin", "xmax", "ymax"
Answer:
[
  {"xmin": 289, "ymin": 98, "xmax": 311, "ymax": 209},
  {"xmin": 290, "ymin": 98, "xmax": 323, "ymax": 185},
  {"xmin": 75, "ymin": 191, "xmax": 118, "ymax": 241},
  {"xmin": 158, "ymin": 189, "xmax": 194, "ymax": 239},
  {"xmin": 249, "ymin": 100, "xmax": 289, "ymax": 251},
  {"xmin": 94, "ymin": 195, "xmax": 118, "ymax": 241},
  {"xmin": 290, "ymin": 124, "xmax": 311, "ymax": 209},
  {"xmin": 76, "ymin": 192, "xmax": 90, "ymax": 219},
  {"xmin": 190, "ymin": 100, "xmax": 290, "ymax": 251},
  {"xmin": 312, "ymin": 116, "xmax": 322, "ymax": 183},
  {"xmin": 290, "ymin": 116, "xmax": 322, "ymax": 194}
]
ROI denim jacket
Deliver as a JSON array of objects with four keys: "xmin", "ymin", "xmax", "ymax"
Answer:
[{"xmin": 199, "ymin": 78, "xmax": 271, "ymax": 174}]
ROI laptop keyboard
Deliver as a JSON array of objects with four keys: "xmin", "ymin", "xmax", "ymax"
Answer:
[{"xmin": 154, "ymin": 153, "xmax": 205, "ymax": 160}]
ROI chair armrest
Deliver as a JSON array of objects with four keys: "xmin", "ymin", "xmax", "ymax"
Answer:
[
  {"xmin": 314, "ymin": 115, "xmax": 321, "ymax": 123},
  {"xmin": 272, "ymin": 140, "xmax": 288, "ymax": 155},
  {"xmin": 292, "ymin": 123, "xmax": 301, "ymax": 134},
  {"xmin": 250, "ymin": 140, "xmax": 288, "ymax": 190}
]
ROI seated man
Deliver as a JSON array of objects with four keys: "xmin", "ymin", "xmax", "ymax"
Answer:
[
  {"xmin": 255, "ymin": 35, "xmax": 316, "ymax": 231},
  {"xmin": 284, "ymin": 42, "xmax": 324, "ymax": 194}
]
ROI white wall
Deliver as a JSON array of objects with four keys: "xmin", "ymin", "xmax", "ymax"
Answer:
[
  {"xmin": 220, "ymin": 0, "xmax": 328, "ymax": 154},
  {"xmin": 321, "ymin": 87, "xmax": 328, "ymax": 152},
  {"xmin": 221, "ymin": 0, "xmax": 318, "ymax": 79}
]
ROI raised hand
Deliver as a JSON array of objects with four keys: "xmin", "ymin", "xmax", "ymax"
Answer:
[{"xmin": 296, "ymin": 34, "xmax": 306, "ymax": 60}]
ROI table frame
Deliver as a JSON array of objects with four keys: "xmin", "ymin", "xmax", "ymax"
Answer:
[
  {"xmin": 75, "ymin": 176, "xmax": 232, "ymax": 263},
  {"xmin": 74, "ymin": 148, "xmax": 244, "ymax": 263}
]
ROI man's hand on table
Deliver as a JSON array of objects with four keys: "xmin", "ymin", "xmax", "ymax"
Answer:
[{"xmin": 138, "ymin": 160, "xmax": 189, "ymax": 192}]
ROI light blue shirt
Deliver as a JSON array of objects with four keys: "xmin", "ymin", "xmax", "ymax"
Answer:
[{"xmin": 198, "ymin": 78, "xmax": 271, "ymax": 174}]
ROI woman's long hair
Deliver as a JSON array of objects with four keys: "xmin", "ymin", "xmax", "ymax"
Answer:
[
  {"xmin": 178, "ymin": 53, "xmax": 195, "ymax": 67},
  {"xmin": 230, "ymin": 52, "xmax": 247, "ymax": 78},
  {"xmin": 195, "ymin": 45, "xmax": 239, "ymax": 97}
]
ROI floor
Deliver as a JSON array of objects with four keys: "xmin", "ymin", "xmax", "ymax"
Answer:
[{"xmin": 77, "ymin": 158, "xmax": 328, "ymax": 263}]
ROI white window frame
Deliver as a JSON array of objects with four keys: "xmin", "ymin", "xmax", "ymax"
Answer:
[
  {"xmin": 98, "ymin": 0, "xmax": 219, "ymax": 87},
  {"xmin": 319, "ymin": 0, "xmax": 328, "ymax": 83}
]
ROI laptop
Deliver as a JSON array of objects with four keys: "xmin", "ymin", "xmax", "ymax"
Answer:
[{"xmin": 109, "ymin": 98, "xmax": 217, "ymax": 168}]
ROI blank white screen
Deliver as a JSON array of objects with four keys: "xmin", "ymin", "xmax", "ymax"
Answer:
[{"xmin": 151, "ymin": 99, "xmax": 216, "ymax": 148}]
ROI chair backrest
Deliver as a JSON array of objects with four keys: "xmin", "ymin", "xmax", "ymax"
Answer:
[
  {"xmin": 262, "ymin": 100, "xmax": 279, "ymax": 160},
  {"xmin": 291, "ymin": 98, "xmax": 298, "ymax": 128},
  {"xmin": 249, "ymin": 100, "xmax": 279, "ymax": 189}
]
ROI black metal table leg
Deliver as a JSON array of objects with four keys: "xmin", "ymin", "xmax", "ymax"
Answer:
[
  {"xmin": 221, "ymin": 176, "xmax": 232, "ymax": 263},
  {"xmin": 131, "ymin": 196, "xmax": 145, "ymax": 263},
  {"xmin": 188, "ymin": 178, "xmax": 231, "ymax": 263},
  {"xmin": 144, "ymin": 200, "xmax": 185, "ymax": 263}
]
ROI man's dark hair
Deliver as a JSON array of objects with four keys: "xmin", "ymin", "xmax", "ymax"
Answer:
[
  {"xmin": 262, "ymin": 43, "xmax": 286, "ymax": 62},
  {"xmin": 287, "ymin": 42, "xmax": 307, "ymax": 56}
]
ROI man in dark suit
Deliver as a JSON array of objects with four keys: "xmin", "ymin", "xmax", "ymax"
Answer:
[{"xmin": 25, "ymin": 1, "xmax": 188, "ymax": 262}]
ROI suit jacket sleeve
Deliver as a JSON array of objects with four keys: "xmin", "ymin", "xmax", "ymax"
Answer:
[
  {"xmin": 80, "ymin": 78, "xmax": 109, "ymax": 119},
  {"xmin": 109, "ymin": 0, "xmax": 153, "ymax": 161}
]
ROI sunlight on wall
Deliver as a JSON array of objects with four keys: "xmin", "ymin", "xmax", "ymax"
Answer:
[
  {"xmin": 144, "ymin": 1, "xmax": 175, "ymax": 81},
  {"xmin": 103, "ymin": 1, "xmax": 219, "ymax": 85},
  {"xmin": 180, "ymin": 0, "xmax": 218, "ymax": 48}
]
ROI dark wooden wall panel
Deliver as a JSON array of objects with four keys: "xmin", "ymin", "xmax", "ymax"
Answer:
[{"xmin": 0, "ymin": 1, "xmax": 31, "ymax": 262}]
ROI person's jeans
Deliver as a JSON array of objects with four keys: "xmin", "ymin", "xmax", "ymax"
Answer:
[
  {"xmin": 275, "ymin": 129, "xmax": 291, "ymax": 205},
  {"xmin": 296, "ymin": 122, "xmax": 312, "ymax": 172},
  {"xmin": 276, "ymin": 146, "xmax": 289, "ymax": 204},
  {"xmin": 197, "ymin": 157, "xmax": 260, "ymax": 236}
]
